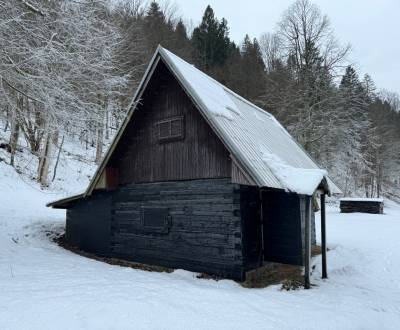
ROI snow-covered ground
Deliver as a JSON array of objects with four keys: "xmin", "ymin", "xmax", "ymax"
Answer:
[{"xmin": 1, "ymin": 160, "xmax": 400, "ymax": 330}]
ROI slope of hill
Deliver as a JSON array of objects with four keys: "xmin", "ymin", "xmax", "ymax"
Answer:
[{"xmin": 1, "ymin": 140, "xmax": 400, "ymax": 329}]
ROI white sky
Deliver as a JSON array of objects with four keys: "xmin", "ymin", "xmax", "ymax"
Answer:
[{"xmin": 172, "ymin": 0, "xmax": 400, "ymax": 95}]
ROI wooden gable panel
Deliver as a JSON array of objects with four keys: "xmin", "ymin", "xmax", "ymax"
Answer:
[
  {"xmin": 109, "ymin": 61, "xmax": 231, "ymax": 185},
  {"xmin": 231, "ymin": 158, "xmax": 256, "ymax": 186}
]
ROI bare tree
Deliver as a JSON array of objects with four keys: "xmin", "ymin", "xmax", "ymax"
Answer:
[
  {"xmin": 278, "ymin": 0, "xmax": 350, "ymax": 75},
  {"xmin": 259, "ymin": 32, "xmax": 282, "ymax": 73},
  {"xmin": 0, "ymin": 0, "xmax": 137, "ymax": 185}
]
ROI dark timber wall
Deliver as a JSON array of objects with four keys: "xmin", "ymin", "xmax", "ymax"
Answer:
[
  {"xmin": 240, "ymin": 186, "xmax": 262, "ymax": 269},
  {"xmin": 340, "ymin": 199, "xmax": 384, "ymax": 214},
  {"xmin": 64, "ymin": 182, "xmax": 317, "ymax": 279},
  {"xmin": 66, "ymin": 192, "xmax": 111, "ymax": 255},
  {"xmin": 261, "ymin": 191, "xmax": 315, "ymax": 266},
  {"xmin": 111, "ymin": 179, "xmax": 243, "ymax": 279},
  {"xmin": 108, "ymin": 61, "xmax": 231, "ymax": 185},
  {"xmin": 66, "ymin": 179, "xmax": 245, "ymax": 279}
]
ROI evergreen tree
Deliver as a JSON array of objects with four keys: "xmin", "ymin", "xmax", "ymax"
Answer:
[
  {"xmin": 171, "ymin": 19, "xmax": 193, "ymax": 61},
  {"xmin": 238, "ymin": 35, "xmax": 266, "ymax": 101},
  {"xmin": 337, "ymin": 66, "xmax": 371, "ymax": 195},
  {"xmin": 143, "ymin": 1, "xmax": 174, "ymax": 53},
  {"xmin": 216, "ymin": 42, "xmax": 242, "ymax": 91},
  {"xmin": 175, "ymin": 19, "xmax": 187, "ymax": 40},
  {"xmin": 191, "ymin": 5, "xmax": 231, "ymax": 71}
]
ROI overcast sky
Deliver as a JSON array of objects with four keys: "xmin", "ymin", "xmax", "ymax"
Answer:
[{"xmin": 172, "ymin": 0, "xmax": 399, "ymax": 95}]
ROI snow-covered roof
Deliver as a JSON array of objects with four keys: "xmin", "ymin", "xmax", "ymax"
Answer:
[
  {"xmin": 50, "ymin": 45, "xmax": 341, "ymax": 208},
  {"xmin": 157, "ymin": 47, "xmax": 341, "ymax": 195},
  {"xmin": 340, "ymin": 198, "xmax": 384, "ymax": 202}
]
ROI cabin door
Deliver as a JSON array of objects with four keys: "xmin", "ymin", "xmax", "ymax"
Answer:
[{"xmin": 262, "ymin": 191, "xmax": 303, "ymax": 265}]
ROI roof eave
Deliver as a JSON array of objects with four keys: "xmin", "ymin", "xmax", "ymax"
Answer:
[{"xmin": 46, "ymin": 193, "xmax": 84, "ymax": 209}]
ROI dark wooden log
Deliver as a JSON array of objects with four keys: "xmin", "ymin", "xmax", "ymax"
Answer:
[
  {"xmin": 110, "ymin": 178, "xmax": 244, "ymax": 279},
  {"xmin": 340, "ymin": 199, "xmax": 383, "ymax": 214},
  {"xmin": 321, "ymin": 194, "xmax": 327, "ymax": 279},
  {"xmin": 304, "ymin": 196, "xmax": 311, "ymax": 289}
]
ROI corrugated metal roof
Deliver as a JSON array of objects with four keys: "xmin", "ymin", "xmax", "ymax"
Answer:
[{"xmin": 160, "ymin": 47, "xmax": 342, "ymax": 195}]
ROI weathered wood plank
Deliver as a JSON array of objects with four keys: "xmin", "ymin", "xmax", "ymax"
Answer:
[
  {"xmin": 107, "ymin": 62, "xmax": 231, "ymax": 184},
  {"xmin": 109, "ymin": 178, "xmax": 244, "ymax": 278},
  {"xmin": 340, "ymin": 199, "xmax": 383, "ymax": 214}
]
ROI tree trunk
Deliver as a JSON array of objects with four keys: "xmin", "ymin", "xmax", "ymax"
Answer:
[
  {"xmin": 95, "ymin": 100, "xmax": 106, "ymax": 164},
  {"xmin": 9, "ymin": 98, "xmax": 22, "ymax": 167},
  {"xmin": 37, "ymin": 132, "xmax": 52, "ymax": 187},
  {"xmin": 105, "ymin": 104, "xmax": 109, "ymax": 140},
  {"xmin": 52, "ymin": 135, "xmax": 64, "ymax": 182},
  {"xmin": 4, "ymin": 105, "xmax": 9, "ymax": 132},
  {"xmin": 9, "ymin": 120, "xmax": 20, "ymax": 167},
  {"xmin": 95, "ymin": 126, "xmax": 103, "ymax": 165}
]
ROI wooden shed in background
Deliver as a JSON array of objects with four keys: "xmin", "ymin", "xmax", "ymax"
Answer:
[
  {"xmin": 340, "ymin": 198, "xmax": 384, "ymax": 214},
  {"xmin": 48, "ymin": 46, "xmax": 341, "ymax": 285}
]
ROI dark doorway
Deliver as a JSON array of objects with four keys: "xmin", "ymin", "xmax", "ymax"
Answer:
[
  {"xmin": 262, "ymin": 191, "xmax": 303, "ymax": 265},
  {"xmin": 240, "ymin": 186, "xmax": 262, "ymax": 268}
]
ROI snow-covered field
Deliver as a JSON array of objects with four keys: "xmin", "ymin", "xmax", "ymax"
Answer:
[{"xmin": 1, "ymin": 160, "xmax": 400, "ymax": 330}]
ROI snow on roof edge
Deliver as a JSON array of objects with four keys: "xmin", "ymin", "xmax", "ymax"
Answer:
[
  {"xmin": 340, "ymin": 198, "xmax": 384, "ymax": 202},
  {"xmin": 260, "ymin": 148, "xmax": 328, "ymax": 195}
]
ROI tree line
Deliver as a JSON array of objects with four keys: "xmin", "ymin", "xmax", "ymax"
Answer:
[{"xmin": 0, "ymin": 0, "xmax": 399, "ymax": 198}]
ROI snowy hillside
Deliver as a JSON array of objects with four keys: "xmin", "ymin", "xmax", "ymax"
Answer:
[
  {"xmin": 1, "ymin": 154, "xmax": 400, "ymax": 329},
  {"xmin": 0, "ymin": 121, "xmax": 97, "ymax": 199}
]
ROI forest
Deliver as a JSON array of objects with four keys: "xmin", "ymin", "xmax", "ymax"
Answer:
[{"xmin": 0, "ymin": 0, "xmax": 399, "ymax": 199}]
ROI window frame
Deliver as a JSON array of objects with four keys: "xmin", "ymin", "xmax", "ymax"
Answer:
[
  {"xmin": 140, "ymin": 206, "xmax": 171, "ymax": 234},
  {"xmin": 155, "ymin": 115, "xmax": 185, "ymax": 143}
]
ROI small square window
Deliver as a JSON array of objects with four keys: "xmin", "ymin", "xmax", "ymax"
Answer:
[
  {"xmin": 156, "ymin": 116, "xmax": 184, "ymax": 142},
  {"xmin": 141, "ymin": 207, "xmax": 170, "ymax": 233}
]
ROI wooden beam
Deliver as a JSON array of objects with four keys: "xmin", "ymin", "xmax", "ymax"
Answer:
[
  {"xmin": 304, "ymin": 196, "xmax": 311, "ymax": 289},
  {"xmin": 259, "ymin": 189, "xmax": 265, "ymax": 266},
  {"xmin": 321, "ymin": 194, "xmax": 328, "ymax": 279}
]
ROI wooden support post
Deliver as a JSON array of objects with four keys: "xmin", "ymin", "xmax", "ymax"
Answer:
[
  {"xmin": 321, "ymin": 193, "xmax": 328, "ymax": 279},
  {"xmin": 259, "ymin": 189, "xmax": 265, "ymax": 266},
  {"xmin": 304, "ymin": 196, "xmax": 311, "ymax": 289}
]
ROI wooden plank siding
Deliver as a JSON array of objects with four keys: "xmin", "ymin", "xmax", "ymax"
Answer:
[
  {"xmin": 231, "ymin": 158, "xmax": 256, "ymax": 186},
  {"xmin": 110, "ymin": 178, "xmax": 244, "ymax": 279},
  {"xmin": 239, "ymin": 185, "xmax": 262, "ymax": 269},
  {"xmin": 66, "ymin": 192, "xmax": 112, "ymax": 255},
  {"xmin": 340, "ymin": 200, "xmax": 384, "ymax": 214},
  {"xmin": 108, "ymin": 61, "xmax": 231, "ymax": 186}
]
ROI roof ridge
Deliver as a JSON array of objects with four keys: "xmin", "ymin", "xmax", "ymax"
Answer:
[{"xmin": 159, "ymin": 46, "xmax": 274, "ymax": 119}]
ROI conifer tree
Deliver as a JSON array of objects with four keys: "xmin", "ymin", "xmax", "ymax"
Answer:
[
  {"xmin": 143, "ymin": 1, "xmax": 174, "ymax": 53},
  {"xmin": 337, "ymin": 66, "xmax": 371, "ymax": 194},
  {"xmin": 191, "ymin": 5, "xmax": 231, "ymax": 71},
  {"xmin": 171, "ymin": 19, "xmax": 193, "ymax": 61}
]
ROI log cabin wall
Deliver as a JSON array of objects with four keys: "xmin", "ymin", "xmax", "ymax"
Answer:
[
  {"xmin": 66, "ymin": 191, "xmax": 112, "ymax": 256},
  {"xmin": 108, "ymin": 60, "xmax": 231, "ymax": 185},
  {"xmin": 110, "ymin": 178, "xmax": 244, "ymax": 279},
  {"xmin": 239, "ymin": 185, "xmax": 262, "ymax": 270},
  {"xmin": 340, "ymin": 200, "xmax": 384, "ymax": 214}
]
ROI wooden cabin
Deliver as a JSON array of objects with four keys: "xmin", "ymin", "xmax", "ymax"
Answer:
[
  {"xmin": 340, "ymin": 198, "xmax": 384, "ymax": 214},
  {"xmin": 48, "ymin": 46, "xmax": 341, "ymax": 284}
]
